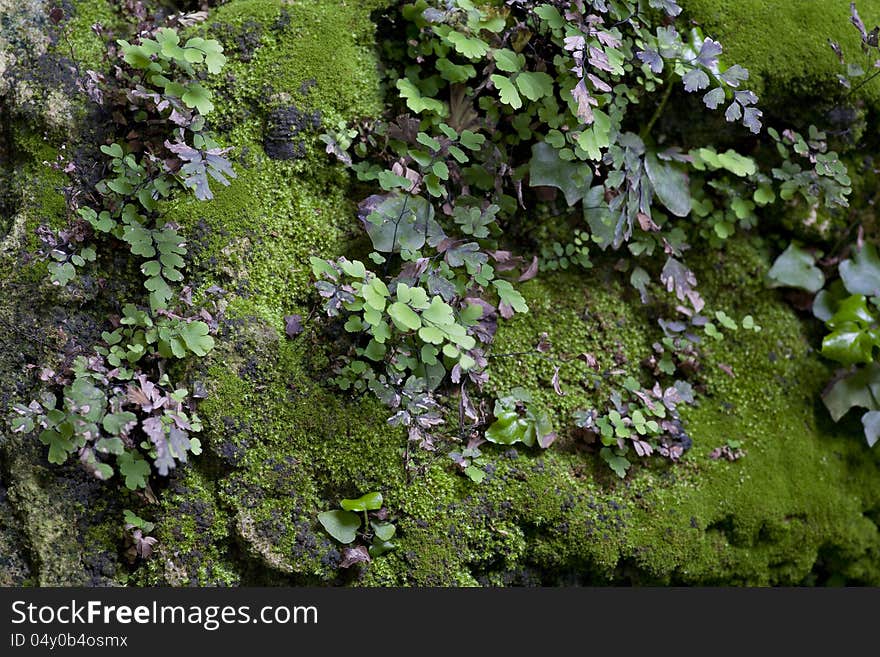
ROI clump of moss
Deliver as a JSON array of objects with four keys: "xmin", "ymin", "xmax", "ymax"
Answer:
[
  {"xmin": 65, "ymin": 0, "xmax": 118, "ymax": 72},
  {"xmin": 205, "ymin": 0, "xmax": 384, "ymax": 146},
  {"xmin": 134, "ymin": 467, "xmax": 239, "ymax": 586},
  {"xmin": 684, "ymin": 0, "xmax": 880, "ymax": 111}
]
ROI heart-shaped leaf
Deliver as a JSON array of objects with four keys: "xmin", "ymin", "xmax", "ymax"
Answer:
[
  {"xmin": 767, "ymin": 243, "xmax": 824, "ymax": 293},
  {"xmin": 318, "ymin": 510, "xmax": 361, "ymax": 543}
]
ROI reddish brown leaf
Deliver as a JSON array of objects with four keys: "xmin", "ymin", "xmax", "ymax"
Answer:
[
  {"xmin": 339, "ymin": 545, "xmax": 371, "ymax": 568},
  {"xmin": 284, "ymin": 314, "xmax": 303, "ymax": 339},
  {"xmin": 578, "ymin": 352, "xmax": 599, "ymax": 370},
  {"xmin": 536, "ymin": 332, "xmax": 551, "ymax": 353},
  {"xmin": 518, "ymin": 256, "xmax": 539, "ymax": 282},
  {"xmin": 637, "ymin": 212, "xmax": 660, "ymax": 232}
]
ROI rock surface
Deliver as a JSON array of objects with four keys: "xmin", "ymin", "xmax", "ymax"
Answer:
[{"xmin": 0, "ymin": 0, "xmax": 878, "ymax": 587}]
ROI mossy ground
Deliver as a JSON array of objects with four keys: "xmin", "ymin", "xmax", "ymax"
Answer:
[{"xmin": 1, "ymin": 0, "xmax": 878, "ymax": 587}]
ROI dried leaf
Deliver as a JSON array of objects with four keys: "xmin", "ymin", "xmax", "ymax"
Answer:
[
  {"xmin": 518, "ymin": 256, "xmax": 539, "ymax": 282},
  {"xmin": 284, "ymin": 314, "xmax": 303, "ymax": 338},
  {"xmin": 551, "ymin": 366, "xmax": 565, "ymax": 396},
  {"xmin": 339, "ymin": 545, "xmax": 371, "ymax": 568},
  {"xmin": 536, "ymin": 332, "xmax": 552, "ymax": 353}
]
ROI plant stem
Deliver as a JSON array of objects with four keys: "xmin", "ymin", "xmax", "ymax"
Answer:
[
  {"xmin": 847, "ymin": 67, "xmax": 880, "ymax": 98},
  {"xmin": 640, "ymin": 73, "xmax": 674, "ymax": 141}
]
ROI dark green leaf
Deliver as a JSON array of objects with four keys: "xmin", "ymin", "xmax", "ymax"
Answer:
[
  {"xmin": 644, "ymin": 152, "xmax": 691, "ymax": 217},
  {"xmin": 491, "ymin": 74, "xmax": 522, "ymax": 109},
  {"xmin": 766, "ymin": 244, "xmax": 824, "ymax": 293},
  {"xmin": 840, "ymin": 243, "xmax": 880, "ymax": 297},
  {"xmin": 118, "ymin": 450, "xmax": 151, "ymax": 490},
  {"xmin": 529, "ymin": 142, "xmax": 592, "ymax": 206},
  {"xmin": 515, "ymin": 71, "xmax": 554, "ymax": 101},
  {"xmin": 370, "ymin": 521, "xmax": 396, "ymax": 541}
]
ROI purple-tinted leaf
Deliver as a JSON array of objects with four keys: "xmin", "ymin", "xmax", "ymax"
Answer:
[
  {"xmin": 829, "ymin": 39, "xmax": 845, "ymax": 64},
  {"xmin": 165, "ymin": 140, "xmax": 235, "ymax": 201},
  {"xmin": 659, "ymin": 318, "xmax": 687, "ymax": 334},
  {"xmin": 563, "ymin": 35, "xmax": 585, "ymax": 52},
  {"xmin": 724, "ymin": 101, "xmax": 742, "ymax": 122},
  {"xmin": 596, "ymin": 30, "xmax": 622, "ymax": 49},
  {"xmin": 460, "ymin": 384, "xmax": 479, "ymax": 421},
  {"xmin": 551, "ymin": 366, "xmax": 564, "ymax": 396},
  {"xmin": 578, "ymin": 352, "xmax": 599, "ymax": 370},
  {"xmin": 703, "ymin": 87, "xmax": 725, "ymax": 109},
  {"xmin": 168, "ymin": 108, "xmax": 191, "ymax": 126},
  {"xmin": 695, "ymin": 38, "xmax": 723, "ymax": 67},
  {"xmin": 537, "ymin": 430, "xmax": 557, "ymax": 449},
  {"xmin": 498, "ymin": 300, "xmax": 514, "ymax": 320},
  {"xmin": 660, "ymin": 257, "xmax": 699, "ymax": 304},
  {"xmin": 682, "ymin": 68, "xmax": 710, "ymax": 92},
  {"xmin": 587, "ymin": 73, "xmax": 612, "ymax": 93},
  {"xmin": 633, "ymin": 440, "xmax": 653, "ymax": 457},
  {"xmin": 143, "ymin": 416, "xmax": 175, "ymax": 476},
  {"xmin": 852, "ymin": 2, "xmax": 869, "ymax": 41},
  {"xmin": 167, "ymin": 425, "xmax": 190, "ymax": 465},
  {"xmin": 284, "ymin": 314, "xmax": 303, "ymax": 338},
  {"xmin": 465, "ymin": 298, "xmax": 497, "ymax": 343},
  {"xmin": 649, "ymin": 0, "xmax": 682, "ymax": 17},
  {"xmin": 572, "ymin": 79, "xmax": 597, "ymax": 123},
  {"xmin": 733, "ymin": 89, "xmax": 758, "ymax": 106},
  {"xmin": 518, "ymin": 256, "xmax": 539, "ymax": 282},
  {"xmin": 135, "ymin": 531, "xmax": 158, "ymax": 559},
  {"xmin": 742, "ymin": 107, "xmax": 763, "ymax": 134},
  {"xmin": 588, "ymin": 46, "xmax": 613, "ymax": 73},
  {"xmin": 719, "ymin": 64, "xmax": 749, "ymax": 87},
  {"xmin": 339, "ymin": 545, "xmax": 371, "ymax": 568},
  {"xmin": 427, "ymin": 271, "xmax": 457, "ymax": 301},
  {"xmin": 637, "ymin": 48, "xmax": 663, "ymax": 74},
  {"xmin": 205, "ymin": 149, "xmax": 236, "ymax": 184}
]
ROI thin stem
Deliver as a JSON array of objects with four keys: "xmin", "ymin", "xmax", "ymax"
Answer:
[
  {"xmin": 640, "ymin": 72, "xmax": 674, "ymax": 140},
  {"xmin": 847, "ymin": 66, "xmax": 880, "ymax": 97}
]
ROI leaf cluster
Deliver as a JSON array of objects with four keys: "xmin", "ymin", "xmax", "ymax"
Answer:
[{"xmin": 317, "ymin": 492, "xmax": 397, "ymax": 566}]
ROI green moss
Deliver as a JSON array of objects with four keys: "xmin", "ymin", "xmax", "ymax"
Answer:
[
  {"xmin": 163, "ymin": 155, "xmax": 357, "ymax": 323},
  {"xmin": 153, "ymin": 223, "xmax": 880, "ymax": 586},
  {"xmin": 159, "ymin": 0, "xmax": 390, "ymax": 325},
  {"xmin": 486, "ymin": 268, "xmax": 655, "ymax": 424},
  {"xmin": 683, "ymin": 0, "xmax": 880, "ymax": 108},
  {"xmin": 6, "ymin": 0, "xmax": 872, "ymax": 588},
  {"xmin": 207, "ymin": 0, "xmax": 384, "ymax": 141},
  {"xmin": 66, "ymin": 0, "xmax": 118, "ymax": 72},
  {"xmin": 134, "ymin": 467, "xmax": 239, "ymax": 586}
]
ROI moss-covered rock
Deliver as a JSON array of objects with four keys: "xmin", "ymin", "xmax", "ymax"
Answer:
[
  {"xmin": 684, "ymin": 1, "xmax": 880, "ymax": 106},
  {"xmin": 2, "ymin": 0, "xmax": 878, "ymax": 588}
]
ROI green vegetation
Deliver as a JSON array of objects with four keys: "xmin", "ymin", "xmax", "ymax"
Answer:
[{"xmin": 1, "ymin": 0, "xmax": 879, "ymax": 588}]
